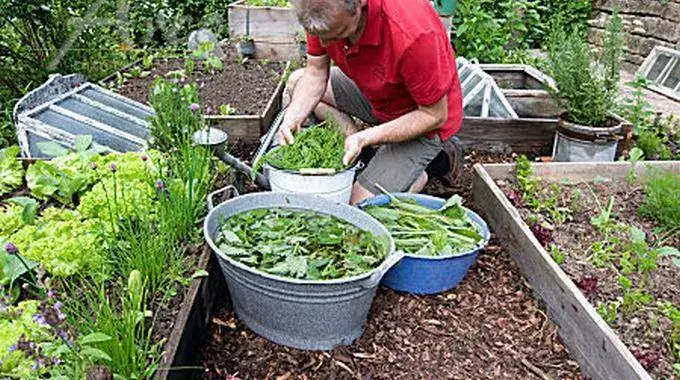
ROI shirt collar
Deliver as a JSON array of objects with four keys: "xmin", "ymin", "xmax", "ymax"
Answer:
[{"xmin": 354, "ymin": 0, "xmax": 382, "ymax": 47}]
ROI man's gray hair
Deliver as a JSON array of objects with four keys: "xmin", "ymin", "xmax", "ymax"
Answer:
[{"xmin": 290, "ymin": 0, "xmax": 360, "ymax": 34}]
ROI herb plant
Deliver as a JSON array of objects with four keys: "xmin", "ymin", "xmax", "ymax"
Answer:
[
  {"xmin": 215, "ymin": 208, "xmax": 389, "ymax": 280},
  {"xmin": 364, "ymin": 194, "xmax": 484, "ymax": 257},
  {"xmin": 546, "ymin": 10, "xmax": 623, "ymax": 127},
  {"xmin": 253, "ymin": 119, "xmax": 347, "ymax": 174},
  {"xmin": 640, "ymin": 170, "xmax": 680, "ymax": 232},
  {"xmin": 149, "ymin": 79, "xmax": 204, "ymax": 153}
]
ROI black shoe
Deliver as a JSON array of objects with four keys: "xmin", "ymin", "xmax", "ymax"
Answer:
[{"xmin": 426, "ymin": 137, "xmax": 464, "ymax": 188}]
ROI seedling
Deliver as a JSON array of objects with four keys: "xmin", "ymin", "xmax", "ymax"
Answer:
[
  {"xmin": 142, "ymin": 55, "xmax": 154, "ymax": 70},
  {"xmin": 597, "ymin": 300, "xmax": 621, "ymax": 324},
  {"xmin": 626, "ymin": 147, "xmax": 644, "ymax": 183},
  {"xmin": 184, "ymin": 58, "xmax": 195, "ymax": 75},
  {"xmin": 219, "ymin": 104, "xmax": 237, "ymax": 115},
  {"xmin": 550, "ymin": 244, "xmax": 566, "ymax": 265}
]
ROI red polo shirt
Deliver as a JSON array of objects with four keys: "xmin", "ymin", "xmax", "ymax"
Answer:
[{"xmin": 306, "ymin": 0, "xmax": 463, "ymax": 141}]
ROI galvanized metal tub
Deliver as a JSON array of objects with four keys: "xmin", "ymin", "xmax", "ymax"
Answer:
[
  {"xmin": 264, "ymin": 163, "xmax": 358, "ymax": 204},
  {"xmin": 204, "ymin": 190, "xmax": 403, "ymax": 350},
  {"xmin": 552, "ymin": 117, "xmax": 628, "ymax": 162}
]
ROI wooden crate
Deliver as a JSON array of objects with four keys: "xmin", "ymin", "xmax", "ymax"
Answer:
[
  {"xmin": 479, "ymin": 64, "xmax": 563, "ymax": 119},
  {"xmin": 228, "ymin": 0, "xmax": 303, "ymax": 60},
  {"xmin": 459, "ymin": 116, "xmax": 558, "ymax": 156},
  {"xmin": 472, "ymin": 161, "xmax": 680, "ymax": 380}
]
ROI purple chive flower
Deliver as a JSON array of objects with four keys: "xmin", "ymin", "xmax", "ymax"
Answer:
[
  {"xmin": 8, "ymin": 344, "xmax": 17, "ymax": 353},
  {"xmin": 47, "ymin": 289, "xmax": 57, "ymax": 298},
  {"xmin": 4, "ymin": 242, "xmax": 18, "ymax": 255},
  {"xmin": 52, "ymin": 357, "xmax": 61, "ymax": 365},
  {"xmin": 53, "ymin": 301, "xmax": 63, "ymax": 310},
  {"xmin": 155, "ymin": 179, "xmax": 164, "ymax": 190},
  {"xmin": 109, "ymin": 163, "xmax": 117, "ymax": 173},
  {"xmin": 189, "ymin": 103, "xmax": 200, "ymax": 112},
  {"xmin": 89, "ymin": 162, "xmax": 98, "ymax": 170},
  {"xmin": 32, "ymin": 359, "xmax": 40, "ymax": 371},
  {"xmin": 33, "ymin": 314, "xmax": 47, "ymax": 325},
  {"xmin": 57, "ymin": 312, "xmax": 66, "ymax": 322}
]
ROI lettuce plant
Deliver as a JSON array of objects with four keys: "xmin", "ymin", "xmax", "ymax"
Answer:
[
  {"xmin": 0, "ymin": 146, "xmax": 24, "ymax": 196},
  {"xmin": 9, "ymin": 208, "xmax": 105, "ymax": 277}
]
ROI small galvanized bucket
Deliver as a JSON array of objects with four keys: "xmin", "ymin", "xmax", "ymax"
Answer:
[
  {"xmin": 264, "ymin": 163, "xmax": 359, "ymax": 204},
  {"xmin": 204, "ymin": 188, "xmax": 403, "ymax": 350}
]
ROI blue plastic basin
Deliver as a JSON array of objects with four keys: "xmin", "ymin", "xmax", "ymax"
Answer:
[{"xmin": 359, "ymin": 193, "xmax": 491, "ymax": 295}]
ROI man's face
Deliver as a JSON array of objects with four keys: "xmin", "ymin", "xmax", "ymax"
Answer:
[{"xmin": 312, "ymin": 5, "xmax": 363, "ymax": 47}]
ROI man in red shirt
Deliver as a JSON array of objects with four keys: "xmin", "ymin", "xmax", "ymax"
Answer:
[{"xmin": 280, "ymin": 0, "xmax": 463, "ymax": 204}]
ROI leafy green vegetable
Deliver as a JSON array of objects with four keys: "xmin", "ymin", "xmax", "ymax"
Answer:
[
  {"xmin": 364, "ymin": 195, "xmax": 484, "ymax": 257},
  {"xmin": 0, "ymin": 203, "xmax": 27, "ymax": 237},
  {"xmin": 0, "ymin": 146, "xmax": 24, "ymax": 196},
  {"xmin": 25, "ymin": 160, "xmax": 89, "ymax": 205},
  {"xmin": 253, "ymin": 119, "xmax": 347, "ymax": 175},
  {"xmin": 215, "ymin": 208, "xmax": 388, "ymax": 280},
  {"xmin": 9, "ymin": 208, "xmax": 105, "ymax": 277}
]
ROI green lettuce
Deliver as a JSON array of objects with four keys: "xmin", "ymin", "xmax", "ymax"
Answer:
[
  {"xmin": 0, "ymin": 146, "xmax": 24, "ymax": 196},
  {"xmin": 9, "ymin": 208, "xmax": 105, "ymax": 277}
]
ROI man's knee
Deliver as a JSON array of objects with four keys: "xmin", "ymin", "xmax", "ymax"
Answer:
[{"xmin": 282, "ymin": 68, "xmax": 305, "ymax": 107}]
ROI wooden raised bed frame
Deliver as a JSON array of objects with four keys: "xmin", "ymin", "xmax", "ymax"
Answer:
[
  {"xmin": 228, "ymin": 0, "xmax": 303, "ymax": 60},
  {"xmin": 472, "ymin": 161, "xmax": 680, "ymax": 380},
  {"xmin": 99, "ymin": 60, "xmax": 289, "ymax": 143}
]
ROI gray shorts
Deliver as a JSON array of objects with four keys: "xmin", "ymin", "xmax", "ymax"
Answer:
[{"xmin": 330, "ymin": 67, "xmax": 443, "ymax": 194}]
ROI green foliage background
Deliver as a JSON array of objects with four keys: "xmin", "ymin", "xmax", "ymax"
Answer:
[{"xmin": 0, "ymin": 0, "xmax": 237, "ymax": 148}]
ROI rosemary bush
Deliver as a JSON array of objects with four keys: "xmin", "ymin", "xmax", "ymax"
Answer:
[{"xmin": 546, "ymin": 10, "xmax": 624, "ymax": 127}]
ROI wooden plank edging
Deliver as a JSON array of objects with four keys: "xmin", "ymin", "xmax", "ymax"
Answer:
[{"xmin": 471, "ymin": 162, "xmax": 657, "ymax": 380}]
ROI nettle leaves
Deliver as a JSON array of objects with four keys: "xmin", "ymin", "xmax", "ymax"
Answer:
[
  {"xmin": 215, "ymin": 208, "xmax": 388, "ymax": 280},
  {"xmin": 364, "ymin": 195, "xmax": 484, "ymax": 257}
]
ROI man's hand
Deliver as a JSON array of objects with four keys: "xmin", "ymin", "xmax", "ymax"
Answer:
[
  {"xmin": 276, "ymin": 117, "xmax": 302, "ymax": 145},
  {"xmin": 343, "ymin": 131, "xmax": 365, "ymax": 166}
]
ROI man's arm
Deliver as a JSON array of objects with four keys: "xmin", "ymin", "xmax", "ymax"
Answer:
[
  {"xmin": 278, "ymin": 54, "xmax": 331, "ymax": 144},
  {"xmin": 342, "ymin": 95, "xmax": 448, "ymax": 165}
]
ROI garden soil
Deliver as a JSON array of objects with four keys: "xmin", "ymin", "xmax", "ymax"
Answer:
[
  {"xmin": 498, "ymin": 176, "xmax": 679, "ymax": 379},
  {"xmin": 198, "ymin": 150, "xmax": 584, "ymax": 379},
  {"xmin": 111, "ymin": 48, "xmax": 285, "ymax": 116}
]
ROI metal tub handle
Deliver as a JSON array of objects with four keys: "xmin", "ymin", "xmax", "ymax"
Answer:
[
  {"xmin": 207, "ymin": 185, "xmax": 239, "ymax": 211},
  {"xmin": 360, "ymin": 250, "xmax": 406, "ymax": 289}
]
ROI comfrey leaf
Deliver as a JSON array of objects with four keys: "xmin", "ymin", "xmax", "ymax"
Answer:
[{"xmin": 266, "ymin": 256, "xmax": 308, "ymax": 279}]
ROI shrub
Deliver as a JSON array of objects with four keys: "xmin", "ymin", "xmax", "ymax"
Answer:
[
  {"xmin": 453, "ymin": 0, "xmax": 541, "ymax": 63},
  {"xmin": 546, "ymin": 10, "xmax": 624, "ymax": 127}
]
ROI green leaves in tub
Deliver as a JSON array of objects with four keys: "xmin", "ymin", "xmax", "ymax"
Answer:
[
  {"xmin": 215, "ymin": 208, "xmax": 389, "ymax": 280},
  {"xmin": 364, "ymin": 195, "xmax": 484, "ymax": 257},
  {"xmin": 251, "ymin": 117, "xmax": 347, "ymax": 178}
]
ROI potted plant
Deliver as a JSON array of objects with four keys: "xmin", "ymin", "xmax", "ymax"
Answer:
[{"xmin": 546, "ymin": 10, "xmax": 630, "ymax": 162}]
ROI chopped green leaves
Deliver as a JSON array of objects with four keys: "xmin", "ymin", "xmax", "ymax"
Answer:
[
  {"xmin": 215, "ymin": 208, "xmax": 388, "ymax": 280},
  {"xmin": 365, "ymin": 195, "xmax": 484, "ymax": 257},
  {"xmin": 253, "ymin": 118, "xmax": 347, "ymax": 176}
]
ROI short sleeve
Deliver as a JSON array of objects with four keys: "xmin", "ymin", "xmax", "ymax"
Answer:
[
  {"xmin": 400, "ymin": 32, "xmax": 455, "ymax": 106},
  {"xmin": 306, "ymin": 34, "xmax": 327, "ymax": 57}
]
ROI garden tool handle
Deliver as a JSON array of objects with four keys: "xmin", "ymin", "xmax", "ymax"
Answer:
[
  {"xmin": 207, "ymin": 185, "xmax": 239, "ymax": 211},
  {"xmin": 361, "ymin": 250, "xmax": 406, "ymax": 289},
  {"xmin": 253, "ymin": 106, "xmax": 288, "ymax": 171}
]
